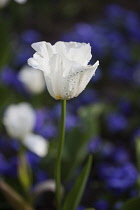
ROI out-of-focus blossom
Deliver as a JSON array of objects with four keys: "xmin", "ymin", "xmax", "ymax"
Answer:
[
  {"xmin": 109, "ymin": 62, "xmax": 133, "ymax": 82},
  {"xmin": 14, "ymin": 0, "xmax": 27, "ymax": 4},
  {"xmin": 0, "ymin": 0, "xmax": 27, "ymax": 8},
  {"xmin": 28, "ymin": 41, "xmax": 99, "ymax": 100},
  {"xmin": 98, "ymin": 162, "xmax": 138, "ymax": 194},
  {"xmin": 0, "ymin": 0, "xmax": 9, "ymax": 8},
  {"xmin": 1, "ymin": 66, "xmax": 25, "ymax": 93},
  {"xmin": 18, "ymin": 65, "xmax": 45, "ymax": 94},
  {"xmin": 88, "ymin": 136, "xmax": 102, "ymax": 153},
  {"xmin": 23, "ymin": 133, "xmax": 49, "ymax": 157},
  {"xmin": 109, "ymin": 147, "xmax": 130, "ymax": 164},
  {"xmin": 37, "ymin": 124, "xmax": 57, "ymax": 139},
  {"xmin": 15, "ymin": 46, "xmax": 33, "ymax": 66},
  {"xmin": 77, "ymin": 206, "xmax": 85, "ymax": 210},
  {"xmin": 21, "ymin": 30, "xmax": 41, "ymax": 45},
  {"xmin": 66, "ymin": 113, "xmax": 79, "ymax": 130},
  {"xmin": 94, "ymin": 199, "xmax": 109, "ymax": 210},
  {"xmin": 106, "ymin": 112, "xmax": 128, "ymax": 133},
  {"xmin": 3, "ymin": 103, "xmax": 36, "ymax": 139},
  {"xmin": 118, "ymin": 99, "xmax": 132, "ymax": 116},
  {"xmin": 33, "ymin": 179, "xmax": 64, "ymax": 195}
]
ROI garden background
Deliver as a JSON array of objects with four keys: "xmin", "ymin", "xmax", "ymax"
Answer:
[{"xmin": 0, "ymin": 0, "xmax": 140, "ymax": 210}]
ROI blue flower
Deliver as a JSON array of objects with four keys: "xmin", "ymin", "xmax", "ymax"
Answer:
[
  {"xmin": 98, "ymin": 162, "xmax": 138, "ymax": 194},
  {"xmin": 110, "ymin": 147, "xmax": 130, "ymax": 164},
  {"xmin": 35, "ymin": 170, "xmax": 49, "ymax": 183},
  {"xmin": 26, "ymin": 152, "xmax": 40, "ymax": 169},
  {"xmin": 77, "ymin": 206, "xmax": 85, "ymax": 210},
  {"xmin": 0, "ymin": 154, "xmax": 8, "ymax": 175},
  {"xmin": 124, "ymin": 11, "xmax": 140, "ymax": 42},
  {"xmin": 105, "ymin": 4, "xmax": 126, "ymax": 24},
  {"xmin": 109, "ymin": 62, "xmax": 133, "ymax": 82},
  {"xmin": 14, "ymin": 46, "xmax": 33, "ymax": 66},
  {"xmin": 118, "ymin": 99, "xmax": 132, "ymax": 116},
  {"xmin": 88, "ymin": 136, "xmax": 102, "ymax": 153},
  {"xmin": 1, "ymin": 66, "xmax": 15, "ymax": 86},
  {"xmin": 21, "ymin": 29, "xmax": 41, "ymax": 45},
  {"xmin": 66, "ymin": 113, "xmax": 79, "ymax": 130},
  {"xmin": 37, "ymin": 124, "xmax": 57, "ymax": 139},
  {"xmin": 1, "ymin": 66, "xmax": 25, "ymax": 93},
  {"xmin": 106, "ymin": 112, "xmax": 128, "ymax": 133},
  {"xmin": 94, "ymin": 199, "xmax": 109, "ymax": 210}
]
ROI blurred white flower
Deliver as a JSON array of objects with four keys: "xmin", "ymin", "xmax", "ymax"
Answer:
[
  {"xmin": 28, "ymin": 41, "xmax": 99, "ymax": 100},
  {"xmin": 0, "ymin": 0, "xmax": 27, "ymax": 8},
  {"xmin": 0, "ymin": 0, "xmax": 9, "ymax": 8},
  {"xmin": 33, "ymin": 179, "xmax": 64, "ymax": 195},
  {"xmin": 23, "ymin": 133, "xmax": 49, "ymax": 157},
  {"xmin": 14, "ymin": 0, "xmax": 27, "ymax": 4},
  {"xmin": 18, "ymin": 65, "xmax": 45, "ymax": 94},
  {"xmin": 3, "ymin": 103, "xmax": 35, "ymax": 139}
]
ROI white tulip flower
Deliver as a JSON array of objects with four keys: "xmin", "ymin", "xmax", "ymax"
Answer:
[
  {"xmin": 3, "ymin": 103, "xmax": 36, "ymax": 139},
  {"xmin": 18, "ymin": 65, "xmax": 45, "ymax": 94},
  {"xmin": 23, "ymin": 133, "xmax": 49, "ymax": 157},
  {"xmin": 28, "ymin": 41, "xmax": 99, "ymax": 100}
]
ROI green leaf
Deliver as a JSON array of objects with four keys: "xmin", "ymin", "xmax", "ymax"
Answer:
[
  {"xmin": 120, "ymin": 197, "xmax": 140, "ymax": 210},
  {"xmin": 18, "ymin": 150, "xmax": 32, "ymax": 192},
  {"xmin": 0, "ymin": 179, "xmax": 34, "ymax": 210},
  {"xmin": 62, "ymin": 155, "xmax": 93, "ymax": 210}
]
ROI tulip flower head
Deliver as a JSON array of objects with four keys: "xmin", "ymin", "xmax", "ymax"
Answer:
[
  {"xmin": 3, "ymin": 103, "xmax": 35, "ymax": 139},
  {"xmin": 28, "ymin": 41, "xmax": 99, "ymax": 100},
  {"xmin": 18, "ymin": 65, "xmax": 45, "ymax": 94}
]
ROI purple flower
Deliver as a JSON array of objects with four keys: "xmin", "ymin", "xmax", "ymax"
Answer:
[
  {"xmin": 110, "ymin": 147, "xmax": 130, "ymax": 164},
  {"xmin": 37, "ymin": 124, "xmax": 57, "ymax": 139},
  {"xmin": 66, "ymin": 113, "xmax": 79, "ymax": 130},
  {"xmin": 26, "ymin": 152, "xmax": 40, "ymax": 169},
  {"xmin": 105, "ymin": 4, "xmax": 126, "ymax": 23},
  {"xmin": 1, "ymin": 66, "xmax": 15, "ymax": 86},
  {"xmin": 106, "ymin": 112, "xmax": 128, "ymax": 133},
  {"xmin": 88, "ymin": 136, "xmax": 102, "ymax": 153},
  {"xmin": 21, "ymin": 30, "xmax": 41, "ymax": 44},
  {"xmin": 98, "ymin": 162, "xmax": 138, "ymax": 194},
  {"xmin": 94, "ymin": 199, "xmax": 109, "ymax": 210},
  {"xmin": 36, "ymin": 171, "xmax": 48, "ymax": 183},
  {"xmin": 118, "ymin": 99, "xmax": 132, "ymax": 116},
  {"xmin": 0, "ymin": 154, "xmax": 8, "ymax": 175},
  {"xmin": 34, "ymin": 109, "xmax": 47, "ymax": 132},
  {"xmin": 109, "ymin": 62, "xmax": 133, "ymax": 82},
  {"xmin": 77, "ymin": 206, "xmax": 85, "ymax": 210},
  {"xmin": 1, "ymin": 66, "xmax": 26, "ymax": 93},
  {"xmin": 14, "ymin": 46, "xmax": 33, "ymax": 66}
]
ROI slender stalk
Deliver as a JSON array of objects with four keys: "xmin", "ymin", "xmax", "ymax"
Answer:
[{"xmin": 55, "ymin": 100, "xmax": 66, "ymax": 209}]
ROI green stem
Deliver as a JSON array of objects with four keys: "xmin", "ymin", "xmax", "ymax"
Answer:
[{"xmin": 55, "ymin": 100, "xmax": 66, "ymax": 209}]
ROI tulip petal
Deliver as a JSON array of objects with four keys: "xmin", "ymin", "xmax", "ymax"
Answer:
[
  {"xmin": 23, "ymin": 133, "xmax": 49, "ymax": 157},
  {"xmin": 76, "ymin": 60, "xmax": 99, "ymax": 96},
  {"xmin": 54, "ymin": 41, "xmax": 92, "ymax": 65}
]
